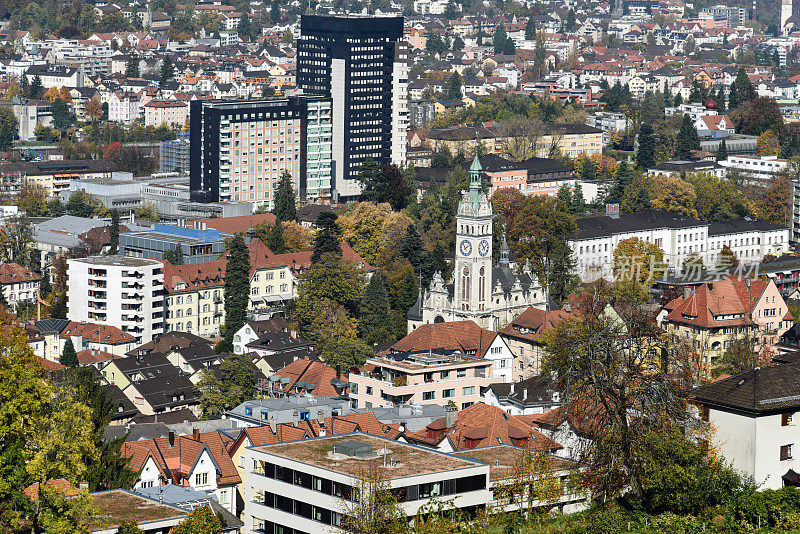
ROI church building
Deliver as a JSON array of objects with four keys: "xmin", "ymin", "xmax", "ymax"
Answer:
[{"xmin": 408, "ymin": 157, "xmax": 545, "ymax": 332}]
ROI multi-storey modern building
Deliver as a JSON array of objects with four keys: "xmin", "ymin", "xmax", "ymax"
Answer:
[
  {"xmin": 244, "ymin": 433, "xmax": 491, "ymax": 534},
  {"xmin": 66, "ymin": 256, "xmax": 166, "ymax": 344},
  {"xmin": 349, "ymin": 349, "xmax": 496, "ymax": 409},
  {"xmin": 120, "ymin": 224, "xmax": 226, "ymax": 264},
  {"xmin": 160, "ymin": 135, "xmax": 191, "ymax": 173},
  {"xmin": 297, "ymin": 15, "xmax": 408, "ymax": 200},
  {"xmin": 189, "ymin": 96, "xmax": 333, "ymax": 207}
]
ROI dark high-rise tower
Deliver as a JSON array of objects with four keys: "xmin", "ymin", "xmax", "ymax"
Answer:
[{"xmin": 297, "ymin": 14, "xmax": 408, "ymax": 201}]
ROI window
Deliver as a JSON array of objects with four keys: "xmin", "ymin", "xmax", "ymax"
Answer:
[
  {"xmin": 782, "ymin": 444, "xmax": 794, "ymax": 461},
  {"xmin": 443, "ymin": 389, "xmax": 455, "ymax": 398},
  {"xmin": 195, "ymin": 472, "xmax": 208, "ymax": 485},
  {"xmin": 457, "ymin": 369, "xmax": 467, "ymax": 378},
  {"xmin": 422, "ymin": 391, "xmax": 435, "ymax": 400},
  {"xmin": 245, "ymin": 407, "xmax": 252, "ymax": 416},
  {"xmin": 783, "ymin": 413, "xmax": 795, "ymax": 426},
  {"xmin": 462, "ymin": 386, "xmax": 475, "ymax": 396}
]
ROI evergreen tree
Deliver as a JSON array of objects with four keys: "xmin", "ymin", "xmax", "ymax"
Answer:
[
  {"xmin": 222, "ymin": 234, "xmax": 251, "ymax": 350},
  {"xmin": 716, "ymin": 86, "xmax": 726, "ymax": 112},
  {"xmin": 311, "ymin": 211, "xmax": 342, "ymax": 263},
  {"xmin": 159, "ymin": 57, "xmax": 174, "ymax": 86},
  {"xmin": 717, "ymin": 138, "xmax": 729, "ymax": 161},
  {"xmin": 636, "ymin": 123, "xmax": 656, "ymax": 170},
  {"xmin": 30, "ymin": 75, "xmax": 44, "ymax": 99},
  {"xmin": 444, "ymin": 0, "xmax": 457, "ymax": 18},
  {"xmin": 267, "ymin": 221, "xmax": 285, "ymax": 253},
  {"xmin": 571, "ymin": 182, "xmax": 587, "ymax": 215},
  {"xmin": 39, "ymin": 269, "xmax": 51, "ymax": 300},
  {"xmin": 557, "ymin": 183, "xmax": 572, "ymax": 205},
  {"xmin": 163, "ymin": 245, "xmax": 184, "ymax": 265},
  {"xmin": 50, "ymin": 292, "xmax": 67, "ymax": 318},
  {"xmin": 675, "ymin": 114, "xmax": 701, "ymax": 160},
  {"xmin": 673, "ymin": 92, "xmax": 683, "ymax": 106},
  {"xmin": 400, "ymin": 224, "xmax": 425, "ymax": 269},
  {"xmin": 358, "ymin": 272, "xmax": 393, "ymax": 345},
  {"xmin": 733, "ymin": 66, "xmax": 754, "ymax": 106},
  {"xmin": 565, "ymin": 9, "xmax": 576, "ymax": 31},
  {"xmin": 580, "ymin": 159, "xmax": 596, "ymax": 180},
  {"xmin": 607, "ymin": 159, "xmax": 633, "ymax": 202},
  {"xmin": 273, "ymin": 171, "xmax": 296, "ymax": 222},
  {"xmin": 125, "ymin": 56, "xmax": 140, "ymax": 78},
  {"xmin": 493, "ymin": 24, "xmax": 508, "ymax": 54},
  {"xmin": 109, "ymin": 209, "xmax": 119, "ymax": 255},
  {"xmin": 503, "ymin": 37, "xmax": 516, "ymax": 55},
  {"xmin": 61, "ymin": 338, "xmax": 78, "ymax": 367},
  {"xmin": 525, "ymin": 17, "xmax": 536, "ymax": 40},
  {"xmin": 237, "ymin": 13, "xmax": 251, "ymax": 38},
  {"xmin": 453, "ymin": 35, "xmax": 464, "ymax": 51},
  {"xmin": 444, "ymin": 71, "xmax": 463, "ymax": 100},
  {"xmin": 270, "ymin": 0, "xmax": 280, "ymax": 23},
  {"xmin": 72, "ymin": 367, "xmax": 138, "ymax": 491}
]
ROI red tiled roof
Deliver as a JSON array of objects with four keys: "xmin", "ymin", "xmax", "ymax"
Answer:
[
  {"xmin": 61, "ymin": 321, "xmax": 136, "ymax": 345},
  {"xmin": 499, "ymin": 307, "xmax": 578, "ymax": 344},
  {"xmin": 193, "ymin": 213, "xmax": 276, "ymax": 234},
  {"xmin": 76, "ymin": 349, "xmax": 116, "ymax": 364},
  {"xmin": 0, "ymin": 262, "xmax": 42, "ymax": 285},
  {"xmin": 390, "ymin": 320, "xmax": 497, "ymax": 358},
  {"xmin": 24, "ymin": 479, "xmax": 80, "ymax": 499},
  {"xmin": 269, "ymin": 358, "xmax": 345, "ymax": 397},
  {"xmin": 663, "ymin": 277, "xmax": 767, "ymax": 329}
]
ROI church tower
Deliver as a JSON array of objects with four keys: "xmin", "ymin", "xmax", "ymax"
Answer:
[
  {"xmin": 454, "ymin": 156, "xmax": 493, "ymax": 313},
  {"xmin": 782, "ymin": 0, "xmax": 793, "ymax": 34}
]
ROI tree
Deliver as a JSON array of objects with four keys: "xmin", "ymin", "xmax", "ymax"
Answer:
[
  {"xmin": 717, "ymin": 138, "xmax": 728, "ymax": 161},
  {"xmin": 321, "ymin": 337, "xmax": 374, "ymax": 369},
  {"xmin": 493, "ymin": 23, "xmax": 508, "ymax": 54},
  {"xmin": 557, "ymin": 183, "xmax": 572, "ymax": 205},
  {"xmin": 61, "ymin": 339, "xmax": 78, "ymax": 367},
  {"xmin": 85, "ymin": 97, "xmax": 103, "ymax": 123},
  {"xmin": 736, "ymin": 96, "xmax": 784, "ymax": 137},
  {"xmin": 503, "ymin": 36, "xmax": 516, "ymax": 55},
  {"xmin": 607, "ymin": 159, "xmax": 633, "ymax": 202},
  {"xmin": 134, "ymin": 203, "xmax": 158, "ymax": 222},
  {"xmin": 50, "ymin": 98, "xmax": 72, "ymax": 130},
  {"xmin": 636, "ymin": 123, "xmax": 656, "ymax": 170},
  {"xmin": 71, "ymin": 367, "xmax": 138, "ymax": 491},
  {"xmin": 171, "ymin": 505, "xmax": 222, "ymax": 534},
  {"xmin": 499, "ymin": 115, "xmax": 545, "ymax": 162},
  {"xmin": 356, "ymin": 158, "xmax": 384, "ymax": 202},
  {"xmin": 126, "ymin": 56, "xmax": 140, "ymax": 78},
  {"xmin": 0, "ymin": 105, "xmax": 17, "ymax": 150},
  {"xmin": 525, "ymin": 17, "xmax": 537, "ymax": 40},
  {"xmin": 196, "ymin": 352, "xmax": 255, "ymax": 418},
  {"xmin": 270, "ymin": 0, "xmax": 280, "ymax": 22},
  {"xmin": 66, "ymin": 190, "xmax": 104, "ymax": 218},
  {"xmin": 237, "ymin": 13, "xmax": 251, "ymax": 37},
  {"xmin": 17, "ymin": 183, "xmax": 47, "ymax": 217},
  {"xmin": 444, "ymin": 71, "xmax": 463, "ymax": 100},
  {"xmin": 162, "ymin": 245, "xmax": 184, "ymax": 265},
  {"xmin": 733, "ymin": 66, "xmax": 755, "ymax": 107},
  {"xmin": 30, "ymin": 75, "xmax": 44, "ymax": 99},
  {"xmin": 685, "ymin": 172, "xmax": 749, "ymax": 221},
  {"xmin": 400, "ymin": 224, "xmax": 425, "ymax": 269},
  {"xmin": 0, "ymin": 214, "xmax": 35, "ymax": 269},
  {"xmin": 757, "ymin": 129, "xmax": 781, "ymax": 156},
  {"xmin": 109, "ymin": 209, "xmax": 120, "ymax": 255},
  {"xmin": 543, "ymin": 286, "xmax": 696, "ymax": 502},
  {"xmin": 444, "ymin": 0, "xmax": 457, "ymax": 18},
  {"xmin": 715, "ymin": 332, "xmax": 771, "ymax": 377},
  {"xmin": 222, "ymin": 234, "xmax": 251, "ymax": 351},
  {"xmin": 452, "ymin": 35, "xmax": 464, "ymax": 51},
  {"xmin": 493, "ymin": 444, "xmax": 562, "ymax": 522},
  {"xmin": 340, "ymin": 467, "xmax": 407, "ymax": 534},
  {"xmin": 651, "ymin": 175, "xmax": 697, "ymax": 217},
  {"xmin": 675, "ymin": 114, "xmax": 700, "ymax": 159},
  {"xmin": 159, "ymin": 56, "xmax": 174, "ymax": 86},
  {"xmin": 571, "ymin": 182, "xmax": 587, "ymax": 215},
  {"xmin": 312, "ymin": 211, "xmax": 343, "ymax": 263},
  {"xmin": 39, "ymin": 270, "xmax": 51, "ymax": 302},
  {"xmin": 116, "ymin": 522, "xmax": 145, "ymax": 534},
  {"xmin": 718, "ymin": 244, "xmax": 739, "ymax": 269},
  {"xmin": 613, "ymin": 237, "xmax": 666, "ymax": 285},
  {"xmin": 751, "ymin": 172, "xmax": 792, "ymax": 225},
  {"xmin": 507, "ymin": 195, "xmax": 578, "ymax": 306},
  {"xmin": 359, "ymin": 272, "xmax": 393, "ymax": 345},
  {"xmin": 273, "ymin": 170, "xmax": 296, "ymax": 222}
]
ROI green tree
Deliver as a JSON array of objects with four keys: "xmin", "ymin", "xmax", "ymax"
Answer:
[
  {"xmin": 0, "ymin": 105, "xmax": 17, "ymax": 150},
  {"xmin": 312, "ymin": 211, "xmax": 343, "ymax": 263},
  {"xmin": 400, "ymin": 224, "xmax": 425, "ymax": 269},
  {"xmin": 30, "ymin": 75, "xmax": 44, "ymax": 99},
  {"xmin": 116, "ymin": 522, "xmax": 145, "ymax": 534},
  {"xmin": 221, "ymin": 234, "xmax": 251, "ymax": 351},
  {"xmin": 452, "ymin": 35, "xmax": 464, "ymax": 51},
  {"xmin": 733, "ymin": 66, "xmax": 754, "ymax": 107},
  {"xmin": 162, "ymin": 245, "xmax": 184, "ymax": 265},
  {"xmin": 273, "ymin": 171, "xmax": 296, "ymax": 222},
  {"xmin": 71, "ymin": 367, "xmax": 137, "ymax": 491},
  {"xmin": 493, "ymin": 23, "xmax": 508, "ymax": 54},
  {"xmin": 39, "ymin": 269, "xmax": 51, "ymax": 301},
  {"xmin": 675, "ymin": 114, "xmax": 700, "ymax": 159},
  {"xmin": 60, "ymin": 338, "xmax": 78, "ymax": 367},
  {"xmin": 358, "ymin": 272, "xmax": 393, "ymax": 345},
  {"xmin": 355, "ymin": 158, "xmax": 385, "ymax": 203},
  {"xmin": 571, "ymin": 182, "xmax": 587, "ymax": 215},
  {"xmin": 125, "ymin": 56, "xmax": 140, "ymax": 78},
  {"xmin": 171, "ymin": 505, "xmax": 222, "ymax": 534},
  {"xmin": 503, "ymin": 36, "xmax": 516, "ymax": 55},
  {"xmin": 341, "ymin": 470, "xmax": 407, "ymax": 534},
  {"xmin": 1, "ymin": 214, "xmax": 35, "ymax": 269},
  {"xmin": 431, "ymin": 145, "xmax": 453, "ymax": 168},
  {"xmin": 267, "ymin": 220, "xmax": 285, "ymax": 253},
  {"xmin": 270, "ymin": 0, "xmax": 280, "ymax": 22},
  {"xmin": 525, "ymin": 17, "xmax": 537, "ymax": 40},
  {"xmin": 444, "ymin": 0, "xmax": 457, "ymax": 18},
  {"xmin": 196, "ymin": 352, "xmax": 256, "ymax": 418},
  {"xmin": 636, "ymin": 123, "xmax": 656, "ymax": 170},
  {"xmin": 109, "ymin": 209, "xmax": 120, "ymax": 255},
  {"xmin": 237, "ymin": 13, "xmax": 251, "ymax": 37},
  {"xmin": 320, "ymin": 337, "xmax": 374, "ymax": 369},
  {"xmin": 444, "ymin": 71, "xmax": 463, "ymax": 100},
  {"xmin": 159, "ymin": 56, "xmax": 174, "ymax": 86},
  {"xmin": 50, "ymin": 99, "xmax": 72, "ymax": 130},
  {"xmin": 607, "ymin": 159, "xmax": 633, "ymax": 202},
  {"xmin": 557, "ymin": 183, "xmax": 572, "ymax": 205},
  {"xmin": 717, "ymin": 138, "xmax": 728, "ymax": 161}
]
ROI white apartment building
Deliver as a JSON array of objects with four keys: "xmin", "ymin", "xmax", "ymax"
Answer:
[
  {"xmin": 720, "ymin": 155, "xmax": 790, "ymax": 184},
  {"xmin": 67, "ymin": 256, "xmax": 166, "ymax": 344},
  {"xmin": 571, "ymin": 210, "xmax": 789, "ymax": 281},
  {"xmin": 244, "ymin": 433, "xmax": 491, "ymax": 534}
]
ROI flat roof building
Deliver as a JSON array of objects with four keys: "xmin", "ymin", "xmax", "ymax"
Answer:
[{"xmin": 120, "ymin": 223, "xmax": 226, "ymax": 264}]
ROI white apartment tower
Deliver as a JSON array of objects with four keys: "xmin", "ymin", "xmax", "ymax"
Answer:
[{"xmin": 67, "ymin": 256, "xmax": 166, "ymax": 344}]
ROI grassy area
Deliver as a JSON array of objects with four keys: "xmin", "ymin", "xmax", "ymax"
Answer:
[{"xmin": 13, "ymin": 140, "xmax": 54, "ymax": 147}]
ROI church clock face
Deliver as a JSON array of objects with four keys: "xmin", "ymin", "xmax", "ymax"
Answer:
[
  {"xmin": 478, "ymin": 239, "xmax": 490, "ymax": 257},
  {"xmin": 460, "ymin": 239, "xmax": 472, "ymax": 256}
]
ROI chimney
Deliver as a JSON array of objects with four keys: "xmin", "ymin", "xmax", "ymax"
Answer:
[
  {"xmin": 335, "ymin": 364, "xmax": 341, "ymax": 379},
  {"xmin": 510, "ymin": 383, "xmax": 515, "ymax": 394},
  {"xmin": 445, "ymin": 404, "xmax": 458, "ymax": 428},
  {"xmin": 523, "ymin": 389, "xmax": 528, "ymax": 402},
  {"xmin": 193, "ymin": 427, "xmax": 199, "ymax": 441},
  {"xmin": 317, "ymin": 409, "xmax": 325, "ymax": 426},
  {"xmin": 683, "ymin": 286, "xmax": 691, "ymax": 299},
  {"xmin": 268, "ymin": 416, "xmax": 276, "ymax": 434},
  {"xmin": 292, "ymin": 409, "xmax": 300, "ymax": 427},
  {"xmin": 605, "ymin": 202, "xmax": 620, "ymax": 219},
  {"xmin": 168, "ymin": 430, "xmax": 175, "ymax": 446}
]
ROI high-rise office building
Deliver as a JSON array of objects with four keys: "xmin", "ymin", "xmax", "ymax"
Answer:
[
  {"xmin": 189, "ymin": 96, "xmax": 333, "ymax": 206},
  {"xmin": 298, "ymin": 15, "xmax": 408, "ymax": 200}
]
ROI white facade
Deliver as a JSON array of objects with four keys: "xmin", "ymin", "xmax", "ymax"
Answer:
[
  {"xmin": 67, "ymin": 256, "xmax": 166, "ymax": 344},
  {"xmin": 244, "ymin": 434, "xmax": 492, "ymax": 534},
  {"xmin": 391, "ymin": 43, "xmax": 409, "ymax": 169},
  {"xmin": 720, "ymin": 156, "xmax": 790, "ymax": 184}
]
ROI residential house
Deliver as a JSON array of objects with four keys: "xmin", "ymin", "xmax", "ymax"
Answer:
[{"xmin": 0, "ymin": 262, "xmax": 41, "ymax": 311}]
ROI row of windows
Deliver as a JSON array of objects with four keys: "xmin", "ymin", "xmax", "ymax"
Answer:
[{"xmin": 254, "ymin": 491, "xmax": 343, "ymax": 527}]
